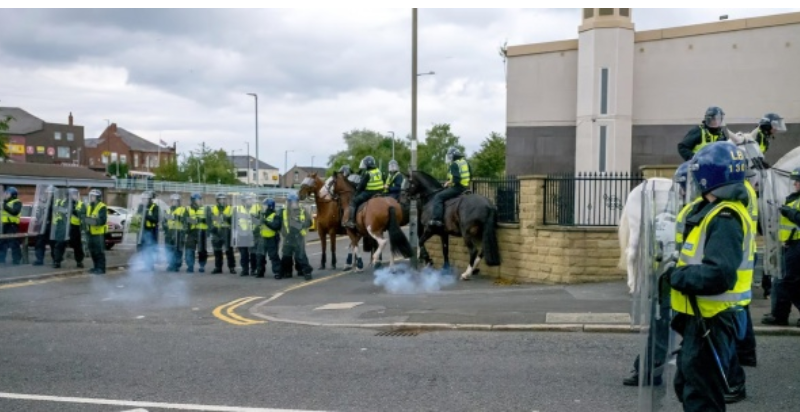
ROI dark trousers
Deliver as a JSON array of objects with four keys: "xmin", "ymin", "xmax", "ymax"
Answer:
[
  {"xmin": 212, "ymin": 228, "xmax": 235, "ymax": 269},
  {"xmin": 238, "ymin": 247, "xmax": 252, "ymax": 273},
  {"xmin": 88, "ymin": 234, "xmax": 105, "ymax": 273},
  {"xmin": 770, "ymin": 241, "xmax": 800, "ymax": 321},
  {"xmin": 431, "ymin": 187, "xmax": 465, "ymax": 221},
  {"xmin": 258, "ymin": 236, "xmax": 281, "ymax": 276},
  {"xmin": 281, "ymin": 233, "xmax": 311, "ymax": 276},
  {"xmin": 166, "ymin": 230, "xmax": 185, "ymax": 270},
  {"xmin": 55, "ymin": 224, "xmax": 84, "ymax": 265},
  {"xmin": 185, "ymin": 229, "xmax": 208, "ymax": 269},
  {"xmin": 632, "ymin": 290, "xmax": 671, "ymax": 378},
  {"xmin": 0, "ymin": 223, "xmax": 21, "ymax": 264},
  {"xmin": 34, "ymin": 233, "xmax": 56, "ymax": 264},
  {"xmin": 348, "ymin": 191, "xmax": 380, "ymax": 221},
  {"xmin": 672, "ymin": 311, "xmax": 742, "ymax": 412}
]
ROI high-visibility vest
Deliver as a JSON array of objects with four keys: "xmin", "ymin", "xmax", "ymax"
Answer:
[
  {"xmin": 261, "ymin": 211, "xmax": 278, "ymax": 238},
  {"xmin": 188, "ymin": 206, "xmax": 207, "ymax": 230},
  {"xmin": 692, "ymin": 125, "xmax": 724, "ymax": 154},
  {"xmin": 70, "ymin": 201, "xmax": 84, "ymax": 226},
  {"xmin": 53, "ymin": 199, "xmax": 68, "ymax": 225},
  {"xmin": 145, "ymin": 203, "xmax": 158, "ymax": 229},
  {"xmin": 447, "ymin": 158, "xmax": 471, "ymax": 187},
  {"xmin": 671, "ymin": 200, "xmax": 754, "ymax": 318},
  {"xmin": 1, "ymin": 198, "xmax": 21, "ymax": 224},
  {"xmin": 166, "ymin": 206, "xmax": 187, "ymax": 230},
  {"xmin": 236, "ymin": 204, "xmax": 260, "ymax": 231},
  {"xmin": 743, "ymin": 180, "xmax": 758, "ymax": 233},
  {"xmin": 756, "ymin": 130, "xmax": 768, "ymax": 154},
  {"xmin": 675, "ymin": 197, "xmax": 703, "ymax": 246},
  {"xmin": 211, "ymin": 205, "xmax": 232, "ymax": 228},
  {"xmin": 86, "ymin": 202, "xmax": 108, "ymax": 235},
  {"xmin": 384, "ymin": 172, "xmax": 400, "ymax": 193},
  {"xmin": 366, "ymin": 169, "xmax": 383, "ymax": 191},
  {"xmin": 779, "ymin": 197, "xmax": 800, "ymax": 242},
  {"xmin": 282, "ymin": 208, "xmax": 307, "ymax": 237}
]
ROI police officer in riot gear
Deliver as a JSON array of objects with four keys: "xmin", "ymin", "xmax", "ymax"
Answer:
[
  {"xmin": 280, "ymin": 194, "xmax": 313, "ymax": 280},
  {"xmin": 344, "ymin": 156, "xmax": 383, "ymax": 229},
  {"xmin": 33, "ymin": 185, "xmax": 57, "ymax": 266},
  {"xmin": 184, "ymin": 193, "xmax": 208, "ymax": 273},
  {"xmin": 138, "ymin": 191, "xmax": 160, "ymax": 271},
  {"xmin": 384, "ymin": 159, "xmax": 404, "ymax": 201},
  {"xmin": 667, "ymin": 141, "xmax": 754, "ymax": 409},
  {"xmin": 429, "ymin": 147, "xmax": 472, "ymax": 227},
  {"xmin": 164, "ymin": 193, "xmax": 186, "ymax": 272},
  {"xmin": 753, "ymin": 112, "xmax": 787, "ymax": 159},
  {"xmin": 211, "ymin": 192, "xmax": 236, "ymax": 274},
  {"xmin": 85, "ymin": 189, "xmax": 108, "ymax": 275},
  {"xmin": 0, "ymin": 187, "xmax": 23, "ymax": 265},
  {"xmin": 257, "ymin": 198, "xmax": 282, "ymax": 279},
  {"xmin": 55, "ymin": 188, "xmax": 86, "ymax": 268},
  {"xmin": 677, "ymin": 106, "xmax": 729, "ymax": 161}
]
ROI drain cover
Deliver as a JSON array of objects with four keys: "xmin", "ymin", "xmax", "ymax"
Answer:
[{"xmin": 375, "ymin": 330, "xmax": 420, "ymax": 337}]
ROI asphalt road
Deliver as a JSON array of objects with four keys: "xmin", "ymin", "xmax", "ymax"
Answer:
[{"xmin": 1, "ymin": 238, "xmax": 799, "ymax": 412}]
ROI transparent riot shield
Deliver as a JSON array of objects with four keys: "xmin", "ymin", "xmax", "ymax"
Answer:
[
  {"xmin": 80, "ymin": 196, "xmax": 91, "ymax": 257},
  {"xmin": 0, "ymin": 184, "xmax": 4, "ymax": 235},
  {"xmin": 761, "ymin": 169, "xmax": 793, "ymax": 280},
  {"xmin": 28, "ymin": 185, "xmax": 54, "ymax": 236},
  {"xmin": 50, "ymin": 188, "xmax": 73, "ymax": 242},
  {"xmin": 208, "ymin": 194, "xmax": 233, "ymax": 250},
  {"xmin": 232, "ymin": 193, "xmax": 255, "ymax": 248},
  {"xmin": 636, "ymin": 179, "xmax": 680, "ymax": 411},
  {"xmin": 122, "ymin": 192, "xmax": 146, "ymax": 249}
]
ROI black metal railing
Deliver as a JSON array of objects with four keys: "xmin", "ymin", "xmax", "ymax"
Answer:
[
  {"xmin": 543, "ymin": 172, "xmax": 643, "ymax": 226},
  {"xmin": 471, "ymin": 175, "xmax": 520, "ymax": 224}
]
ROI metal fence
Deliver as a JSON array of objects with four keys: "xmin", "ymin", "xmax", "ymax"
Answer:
[
  {"xmin": 113, "ymin": 178, "xmax": 297, "ymax": 198},
  {"xmin": 470, "ymin": 175, "xmax": 520, "ymax": 224},
  {"xmin": 543, "ymin": 172, "xmax": 643, "ymax": 226}
]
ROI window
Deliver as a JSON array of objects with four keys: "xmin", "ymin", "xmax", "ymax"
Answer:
[
  {"xmin": 583, "ymin": 8, "xmax": 594, "ymax": 19},
  {"xmin": 599, "ymin": 8, "xmax": 614, "ymax": 16},
  {"xmin": 57, "ymin": 146, "xmax": 70, "ymax": 159},
  {"xmin": 134, "ymin": 154, "xmax": 140, "ymax": 168},
  {"xmin": 237, "ymin": 171, "xmax": 248, "ymax": 178},
  {"xmin": 54, "ymin": 132, "xmax": 62, "ymax": 140},
  {"xmin": 120, "ymin": 154, "xmax": 127, "ymax": 164},
  {"xmin": 111, "ymin": 152, "xmax": 118, "ymax": 163},
  {"xmin": 600, "ymin": 67, "xmax": 609, "ymax": 115},
  {"xmin": 619, "ymin": 8, "xmax": 630, "ymax": 17},
  {"xmin": 599, "ymin": 126, "xmax": 607, "ymax": 172},
  {"xmin": 90, "ymin": 158, "xmax": 95, "ymax": 166},
  {"xmin": 66, "ymin": 132, "xmax": 74, "ymax": 142},
  {"xmin": 102, "ymin": 154, "xmax": 108, "ymax": 165}
]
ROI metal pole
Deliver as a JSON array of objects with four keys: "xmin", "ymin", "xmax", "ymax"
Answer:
[
  {"xmin": 246, "ymin": 142, "xmax": 250, "ymax": 185},
  {"xmin": 312, "ymin": 155, "xmax": 315, "ymax": 168},
  {"xmin": 254, "ymin": 94, "xmax": 260, "ymax": 187},
  {"xmin": 409, "ymin": 8, "xmax": 419, "ymax": 269},
  {"xmin": 388, "ymin": 131, "xmax": 395, "ymax": 160}
]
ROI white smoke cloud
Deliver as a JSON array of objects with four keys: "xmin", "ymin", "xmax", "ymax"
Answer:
[{"xmin": 373, "ymin": 262, "xmax": 456, "ymax": 294}]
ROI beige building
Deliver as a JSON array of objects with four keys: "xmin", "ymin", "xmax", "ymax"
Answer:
[{"xmin": 506, "ymin": 9, "xmax": 800, "ymax": 175}]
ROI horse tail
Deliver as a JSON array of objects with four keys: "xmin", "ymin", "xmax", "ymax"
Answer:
[
  {"xmin": 617, "ymin": 199, "xmax": 630, "ymax": 271},
  {"xmin": 362, "ymin": 234, "xmax": 377, "ymax": 254},
  {"xmin": 482, "ymin": 207, "xmax": 501, "ymax": 267},
  {"xmin": 387, "ymin": 206, "xmax": 412, "ymax": 258}
]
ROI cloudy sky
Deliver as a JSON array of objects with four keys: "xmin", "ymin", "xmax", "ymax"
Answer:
[{"xmin": 2, "ymin": 7, "xmax": 798, "ymax": 173}]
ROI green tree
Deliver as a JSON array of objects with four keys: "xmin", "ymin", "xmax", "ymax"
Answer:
[
  {"xmin": 418, "ymin": 123, "xmax": 465, "ymax": 179},
  {"xmin": 203, "ymin": 149, "xmax": 238, "ymax": 185},
  {"xmin": 0, "ymin": 115, "xmax": 13, "ymax": 160},
  {"xmin": 327, "ymin": 129, "xmax": 411, "ymax": 176},
  {"xmin": 470, "ymin": 132, "xmax": 506, "ymax": 178},
  {"xmin": 152, "ymin": 158, "xmax": 183, "ymax": 181},
  {"xmin": 107, "ymin": 161, "xmax": 130, "ymax": 177}
]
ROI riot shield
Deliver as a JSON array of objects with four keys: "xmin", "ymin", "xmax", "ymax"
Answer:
[
  {"xmin": 50, "ymin": 188, "xmax": 73, "ymax": 242},
  {"xmin": 122, "ymin": 192, "xmax": 146, "ymax": 249},
  {"xmin": 232, "ymin": 193, "xmax": 255, "ymax": 248},
  {"xmin": 28, "ymin": 185, "xmax": 53, "ymax": 236},
  {"xmin": 636, "ymin": 179, "xmax": 680, "ymax": 411},
  {"xmin": 0, "ymin": 184, "xmax": 4, "ymax": 235},
  {"xmin": 761, "ymin": 169, "xmax": 793, "ymax": 279},
  {"xmin": 80, "ymin": 196, "xmax": 91, "ymax": 258},
  {"xmin": 208, "ymin": 194, "xmax": 233, "ymax": 250}
]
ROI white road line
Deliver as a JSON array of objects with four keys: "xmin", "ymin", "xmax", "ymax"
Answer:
[{"xmin": 0, "ymin": 392, "xmax": 329, "ymax": 412}]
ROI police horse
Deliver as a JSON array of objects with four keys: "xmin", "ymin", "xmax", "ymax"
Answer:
[{"xmin": 404, "ymin": 170, "xmax": 501, "ymax": 280}]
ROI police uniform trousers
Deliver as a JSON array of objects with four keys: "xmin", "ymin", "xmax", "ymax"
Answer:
[
  {"xmin": 771, "ymin": 240, "xmax": 800, "ymax": 321},
  {"xmin": 211, "ymin": 227, "xmax": 235, "ymax": 271},
  {"xmin": 257, "ymin": 235, "xmax": 281, "ymax": 277},
  {"xmin": 0, "ymin": 223, "xmax": 22, "ymax": 264},
  {"xmin": 166, "ymin": 229, "xmax": 185, "ymax": 271},
  {"xmin": 280, "ymin": 232, "xmax": 311, "ymax": 277},
  {"xmin": 349, "ymin": 190, "xmax": 382, "ymax": 220},
  {"xmin": 237, "ymin": 246, "xmax": 252, "ymax": 275},
  {"xmin": 672, "ymin": 309, "xmax": 745, "ymax": 412},
  {"xmin": 184, "ymin": 229, "xmax": 208, "ymax": 271},
  {"xmin": 249, "ymin": 235, "xmax": 260, "ymax": 275},
  {"xmin": 88, "ymin": 233, "xmax": 106, "ymax": 273},
  {"xmin": 432, "ymin": 186, "xmax": 465, "ymax": 222},
  {"xmin": 55, "ymin": 224, "xmax": 85, "ymax": 266},
  {"xmin": 34, "ymin": 229, "xmax": 56, "ymax": 265}
]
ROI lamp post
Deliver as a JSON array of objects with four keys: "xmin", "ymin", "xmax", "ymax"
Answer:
[
  {"xmin": 410, "ymin": 8, "xmax": 419, "ymax": 269},
  {"xmin": 284, "ymin": 150, "xmax": 294, "ymax": 187},
  {"xmin": 246, "ymin": 93, "xmax": 260, "ymax": 187},
  {"xmin": 387, "ymin": 131, "xmax": 395, "ymax": 160},
  {"xmin": 311, "ymin": 155, "xmax": 315, "ymax": 168},
  {"xmin": 245, "ymin": 142, "xmax": 250, "ymax": 185}
]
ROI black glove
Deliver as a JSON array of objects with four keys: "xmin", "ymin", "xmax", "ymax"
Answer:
[{"xmin": 780, "ymin": 205, "xmax": 793, "ymax": 218}]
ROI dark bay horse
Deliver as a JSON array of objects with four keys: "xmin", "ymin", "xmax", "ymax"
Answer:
[
  {"xmin": 405, "ymin": 170, "xmax": 501, "ymax": 280},
  {"xmin": 298, "ymin": 173, "xmax": 346, "ymax": 269},
  {"xmin": 330, "ymin": 172, "xmax": 412, "ymax": 271}
]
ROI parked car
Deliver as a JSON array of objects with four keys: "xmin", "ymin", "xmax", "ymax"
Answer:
[
  {"xmin": 106, "ymin": 206, "xmax": 129, "ymax": 228},
  {"xmin": 20, "ymin": 203, "xmax": 123, "ymax": 250}
]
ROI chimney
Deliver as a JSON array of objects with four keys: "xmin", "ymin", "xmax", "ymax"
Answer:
[
  {"xmin": 68, "ymin": 112, "xmax": 73, "ymax": 126},
  {"xmin": 111, "ymin": 123, "xmax": 117, "ymax": 132}
]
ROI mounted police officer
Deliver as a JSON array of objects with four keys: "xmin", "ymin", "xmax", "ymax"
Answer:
[
  {"xmin": 429, "ymin": 147, "xmax": 472, "ymax": 227},
  {"xmin": 0, "ymin": 186, "xmax": 23, "ymax": 265},
  {"xmin": 257, "ymin": 198, "xmax": 283, "ymax": 279},
  {"xmin": 344, "ymin": 156, "xmax": 383, "ymax": 229},
  {"xmin": 667, "ymin": 141, "xmax": 754, "ymax": 410},
  {"xmin": 184, "ymin": 193, "xmax": 208, "ymax": 273},
  {"xmin": 384, "ymin": 159, "xmax": 404, "ymax": 201},
  {"xmin": 210, "ymin": 192, "xmax": 236, "ymax": 274},
  {"xmin": 762, "ymin": 167, "xmax": 800, "ymax": 327},
  {"xmin": 164, "ymin": 193, "xmax": 187, "ymax": 272},
  {"xmin": 280, "ymin": 194, "xmax": 313, "ymax": 280},
  {"xmin": 678, "ymin": 106, "xmax": 729, "ymax": 161},
  {"xmin": 85, "ymin": 189, "xmax": 108, "ymax": 275},
  {"xmin": 33, "ymin": 185, "xmax": 57, "ymax": 267},
  {"xmin": 752, "ymin": 113, "xmax": 787, "ymax": 162}
]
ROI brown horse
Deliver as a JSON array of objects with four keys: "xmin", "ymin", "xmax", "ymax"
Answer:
[
  {"xmin": 297, "ymin": 173, "xmax": 346, "ymax": 270},
  {"xmin": 330, "ymin": 171, "xmax": 412, "ymax": 271}
]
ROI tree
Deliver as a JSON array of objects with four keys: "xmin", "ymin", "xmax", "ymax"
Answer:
[
  {"xmin": 470, "ymin": 132, "xmax": 506, "ymax": 179},
  {"xmin": 203, "ymin": 149, "xmax": 238, "ymax": 185},
  {"xmin": 327, "ymin": 129, "xmax": 411, "ymax": 176},
  {"xmin": 152, "ymin": 158, "xmax": 183, "ymax": 182},
  {"xmin": 152, "ymin": 143, "xmax": 237, "ymax": 185},
  {"xmin": 107, "ymin": 161, "xmax": 129, "ymax": 177},
  {"xmin": 0, "ymin": 115, "xmax": 13, "ymax": 161},
  {"xmin": 418, "ymin": 123, "xmax": 465, "ymax": 179}
]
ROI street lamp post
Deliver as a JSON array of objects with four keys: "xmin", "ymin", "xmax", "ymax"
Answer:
[
  {"xmin": 246, "ymin": 93, "xmax": 260, "ymax": 187},
  {"xmin": 311, "ymin": 155, "xmax": 315, "ymax": 168},
  {"xmin": 245, "ymin": 142, "xmax": 250, "ymax": 185},
  {"xmin": 387, "ymin": 131, "xmax": 395, "ymax": 160},
  {"xmin": 410, "ymin": 8, "xmax": 419, "ymax": 269},
  {"xmin": 284, "ymin": 150, "xmax": 294, "ymax": 187}
]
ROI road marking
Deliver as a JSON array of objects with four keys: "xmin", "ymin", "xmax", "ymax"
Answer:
[
  {"xmin": 0, "ymin": 274, "xmax": 90, "ymax": 291},
  {"xmin": 313, "ymin": 302, "xmax": 363, "ymax": 310},
  {"xmin": 545, "ymin": 312, "xmax": 631, "ymax": 324},
  {"xmin": 212, "ymin": 297, "xmax": 266, "ymax": 326},
  {"xmin": 120, "ymin": 409, "xmax": 149, "ymax": 412},
  {"xmin": 0, "ymin": 392, "xmax": 327, "ymax": 411}
]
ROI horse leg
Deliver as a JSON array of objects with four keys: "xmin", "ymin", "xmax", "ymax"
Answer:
[
  {"xmin": 343, "ymin": 239, "xmax": 355, "ymax": 272},
  {"xmin": 355, "ymin": 240, "xmax": 364, "ymax": 272},
  {"xmin": 461, "ymin": 235, "xmax": 479, "ymax": 281},
  {"xmin": 330, "ymin": 229, "xmax": 337, "ymax": 269},
  {"xmin": 318, "ymin": 227, "xmax": 326, "ymax": 270},
  {"xmin": 418, "ymin": 227, "xmax": 435, "ymax": 266},
  {"xmin": 367, "ymin": 225, "xmax": 387, "ymax": 269},
  {"xmin": 441, "ymin": 233, "xmax": 451, "ymax": 273}
]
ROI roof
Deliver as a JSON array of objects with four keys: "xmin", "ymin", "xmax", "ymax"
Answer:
[
  {"xmin": 0, "ymin": 107, "xmax": 45, "ymax": 135},
  {"xmin": 116, "ymin": 127, "xmax": 169, "ymax": 153},
  {"xmin": 229, "ymin": 155, "xmax": 278, "ymax": 170},
  {"xmin": 292, "ymin": 166, "xmax": 327, "ymax": 176},
  {"xmin": 84, "ymin": 138, "xmax": 100, "ymax": 148},
  {"xmin": 0, "ymin": 161, "xmax": 115, "ymax": 187}
]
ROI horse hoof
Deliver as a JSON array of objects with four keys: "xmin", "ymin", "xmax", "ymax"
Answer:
[
  {"xmin": 460, "ymin": 275, "xmax": 471, "ymax": 281},
  {"xmin": 374, "ymin": 262, "xmax": 383, "ymax": 269}
]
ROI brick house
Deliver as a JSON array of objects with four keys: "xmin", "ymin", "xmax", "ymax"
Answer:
[
  {"xmin": 0, "ymin": 107, "xmax": 85, "ymax": 165},
  {"xmin": 84, "ymin": 123, "xmax": 176, "ymax": 175}
]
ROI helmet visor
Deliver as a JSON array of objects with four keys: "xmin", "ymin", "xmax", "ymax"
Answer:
[
  {"xmin": 771, "ymin": 118, "xmax": 787, "ymax": 134},
  {"xmin": 707, "ymin": 113, "xmax": 723, "ymax": 128}
]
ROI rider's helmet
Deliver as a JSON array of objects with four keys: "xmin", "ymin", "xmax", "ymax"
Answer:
[
  {"xmin": 359, "ymin": 156, "xmax": 376, "ymax": 170},
  {"xmin": 759, "ymin": 113, "xmax": 787, "ymax": 135},
  {"xmin": 338, "ymin": 165, "xmax": 351, "ymax": 177},
  {"xmin": 388, "ymin": 159, "xmax": 399, "ymax": 173},
  {"xmin": 790, "ymin": 167, "xmax": 800, "ymax": 182},
  {"xmin": 445, "ymin": 147, "xmax": 463, "ymax": 163},
  {"xmin": 703, "ymin": 106, "xmax": 725, "ymax": 130}
]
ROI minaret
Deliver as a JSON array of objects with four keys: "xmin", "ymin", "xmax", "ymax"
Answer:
[{"xmin": 574, "ymin": 8, "xmax": 634, "ymax": 173}]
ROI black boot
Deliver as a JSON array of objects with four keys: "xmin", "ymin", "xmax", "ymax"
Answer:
[
  {"xmin": 239, "ymin": 268, "xmax": 249, "ymax": 277},
  {"xmin": 211, "ymin": 251, "xmax": 223, "ymax": 274}
]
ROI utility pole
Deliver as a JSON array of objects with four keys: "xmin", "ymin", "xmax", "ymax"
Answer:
[
  {"xmin": 409, "ymin": 8, "xmax": 419, "ymax": 269},
  {"xmin": 388, "ymin": 131, "xmax": 396, "ymax": 160},
  {"xmin": 246, "ymin": 93, "xmax": 260, "ymax": 187},
  {"xmin": 246, "ymin": 142, "xmax": 250, "ymax": 185}
]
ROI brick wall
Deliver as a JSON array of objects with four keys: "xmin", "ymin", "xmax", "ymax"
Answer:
[
  {"xmin": 640, "ymin": 164, "xmax": 679, "ymax": 180},
  {"xmin": 424, "ymin": 175, "xmax": 626, "ymax": 284}
]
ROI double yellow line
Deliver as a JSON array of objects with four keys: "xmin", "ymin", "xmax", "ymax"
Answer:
[{"xmin": 212, "ymin": 296, "xmax": 266, "ymax": 326}]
